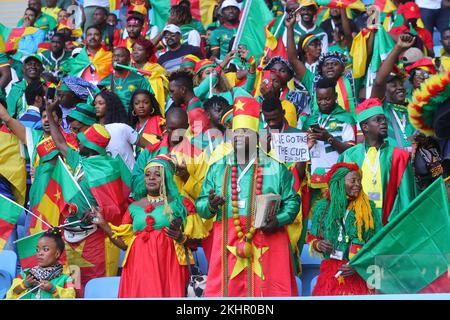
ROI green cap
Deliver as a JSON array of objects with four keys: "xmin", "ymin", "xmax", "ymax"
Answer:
[
  {"xmin": 68, "ymin": 103, "xmax": 97, "ymax": 126},
  {"xmin": 23, "ymin": 54, "xmax": 43, "ymax": 65},
  {"xmin": 356, "ymin": 98, "xmax": 385, "ymax": 123}
]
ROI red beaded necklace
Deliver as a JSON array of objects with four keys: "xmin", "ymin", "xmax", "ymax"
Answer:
[{"xmin": 230, "ymin": 159, "xmax": 263, "ymax": 258}]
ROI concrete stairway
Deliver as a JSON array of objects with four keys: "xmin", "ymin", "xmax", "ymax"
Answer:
[{"xmin": 0, "ymin": 0, "xmax": 27, "ymax": 27}]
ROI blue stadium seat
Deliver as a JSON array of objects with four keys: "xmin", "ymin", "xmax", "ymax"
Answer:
[
  {"xmin": 0, "ymin": 250, "xmax": 18, "ymax": 280},
  {"xmin": 300, "ymin": 244, "xmax": 321, "ymax": 296},
  {"xmin": 295, "ymin": 276, "xmax": 302, "ymax": 296},
  {"xmin": 84, "ymin": 277, "xmax": 120, "ymax": 298},
  {"xmin": 193, "ymin": 247, "xmax": 208, "ymax": 275},
  {"xmin": 17, "ymin": 211, "xmax": 27, "ymax": 226},
  {"xmin": 0, "ymin": 270, "xmax": 12, "ymax": 299},
  {"xmin": 17, "ymin": 225, "xmax": 27, "ymax": 239},
  {"xmin": 310, "ymin": 275, "xmax": 318, "ymax": 296}
]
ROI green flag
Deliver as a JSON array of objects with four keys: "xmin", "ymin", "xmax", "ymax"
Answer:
[
  {"xmin": 16, "ymin": 231, "xmax": 45, "ymax": 269},
  {"xmin": 0, "ymin": 195, "xmax": 23, "ymax": 251},
  {"xmin": 350, "ymin": 178, "xmax": 450, "ymax": 294},
  {"xmin": 237, "ymin": 0, "xmax": 273, "ymax": 62},
  {"xmin": 149, "ymin": 0, "xmax": 171, "ymax": 33}
]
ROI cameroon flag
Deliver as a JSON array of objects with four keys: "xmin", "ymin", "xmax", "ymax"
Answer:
[
  {"xmin": 17, "ymin": 232, "xmax": 45, "ymax": 268},
  {"xmin": 0, "ymin": 23, "xmax": 40, "ymax": 53},
  {"xmin": 30, "ymin": 159, "xmax": 80, "ymax": 234},
  {"xmin": 316, "ymin": 0, "xmax": 365, "ymax": 11},
  {"xmin": 350, "ymin": 178, "xmax": 450, "ymax": 294},
  {"xmin": 365, "ymin": 0, "xmax": 396, "ymax": 13},
  {"xmin": 0, "ymin": 195, "xmax": 23, "ymax": 251}
]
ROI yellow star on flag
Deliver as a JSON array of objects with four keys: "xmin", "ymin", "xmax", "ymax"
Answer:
[
  {"xmin": 337, "ymin": 275, "xmax": 346, "ymax": 285},
  {"xmin": 234, "ymin": 100, "xmax": 246, "ymax": 112},
  {"xmin": 227, "ymin": 244, "xmax": 269, "ymax": 280},
  {"xmin": 54, "ymin": 189, "xmax": 61, "ymax": 202},
  {"xmin": 336, "ymin": 0, "xmax": 344, "ymax": 7},
  {"xmin": 65, "ymin": 240, "xmax": 95, "ymax": 268}
]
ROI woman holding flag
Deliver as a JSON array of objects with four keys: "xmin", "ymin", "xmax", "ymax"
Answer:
[
  {"xmin": 90, "ymin": 155, "xmax": 207, "ymax": 297},
  {"xmin": 307, "ymin": 162, "xmax": 382, "ymax": 295}
]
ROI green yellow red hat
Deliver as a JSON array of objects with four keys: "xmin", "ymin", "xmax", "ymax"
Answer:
[
  {"xmin": 232, "ymin": 97, "xmax": 260, "ymax": 132},
  {"xmin": 408, "ymin": 69, "xmax": 450, "ymax": 137},
  {"xmin": 77, "ymin": 123, "xmax": 110, "ymax": 155},
  {"xmin": 36, "ymin": 136, "xmax": 59, "ymax": 164},
  {"xmin": 68, "ymin": 103, "xmax": 97, "ymax": 126},
  {"xmin": 355, "ymin": 98, "xmax": 384, "ymax": 123},
  {"xmin": 194, "ymin": 59, "xmax": 216, "ymax": 75},
  {"xmin": 299, "ymin": 0, "xmax": 318, "ymax": 8},
  {"xmin": 181, "ymin": 54, "xmax": 200, "ymax": 69},
  {"xmin": 404, "ymin": 58, "xmax": 438, "ymax": 75},
  {"xmin": 221, "ymin": 108, "xmax": 233, "ymax": 126}
]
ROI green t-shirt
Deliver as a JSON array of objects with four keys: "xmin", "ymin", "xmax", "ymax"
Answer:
[
  {"xmin": 6, "ymin": 79, "xmax": 27, "ymax": 119},
  {"xmin": 17, "ymin": 12, "xmax": 57, "ymax": 33},
  {"xmin": 40, "ymin": 50, "xmax": 71, "ymax": 78},
  {"xmin": 99, "ymin": 71, "xmax": 152, "ymax": 112},
  {"xmin": 210, "ymin": 24, "xmax": 238, "ymax": 60}
]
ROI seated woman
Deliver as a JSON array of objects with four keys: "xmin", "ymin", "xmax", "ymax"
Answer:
[
  {"xmin": 307, "ymin": 162, "xmax": 382, "ymax": 296},
  {"xmin": 7, "ymin": 228, "xmax": 76, "ymax": 299},
  {"xmin": 91, "ymin": 155, "xmax": 207, "ymax": 298}
]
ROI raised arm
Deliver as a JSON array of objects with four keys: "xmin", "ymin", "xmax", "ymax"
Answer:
[
  {"xmin": 340, "ymin": 8, "xmax": 353, "ymax": 50},
  {"xmin": 286, "ymin": 13, "xmax": 307, "ymax": 81},
  {"xmin": 370, "ymin": 33, "xmax": 415, "ymax": 99},
  {"xmin": 46, "ymin": 98, "xmax": 69, "ymax": 157},
  {"xmin": 0, "ymin": 101, "xmax": 26, "ymax": 143}
]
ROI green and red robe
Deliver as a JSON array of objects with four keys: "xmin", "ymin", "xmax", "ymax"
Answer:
[
  {"xmin": 196, "ymin": 152, "xmax": 301, "ymax": 297},
  {"xmin": 307, "ymin": 199, "xmax": 382, "ymax": 296},
  {"xmin": 338, "ymin": 142, "xmax": 416, "ymax": 225}
]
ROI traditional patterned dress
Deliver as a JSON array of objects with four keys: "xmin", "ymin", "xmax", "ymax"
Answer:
[{"xmin": 196, "ymin": 151, "xmax": 301, "ymax": 297}]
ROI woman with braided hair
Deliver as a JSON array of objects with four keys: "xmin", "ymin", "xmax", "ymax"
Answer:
[
  {"xmin": 7, "ymin": 228, "xmax": 76, "ymax": 299},
  {"xmin": 307, "ymin": 162, "xmax": 382, "ymax": 296}
]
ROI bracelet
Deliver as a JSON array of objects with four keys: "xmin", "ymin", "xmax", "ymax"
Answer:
[
  {"xmin": 20, "ymin": 281, "xmax": 28, "ymax": 290},
  {"xmin": 312, "ymin": 240, "xmax": 321, "ymax": 253}
]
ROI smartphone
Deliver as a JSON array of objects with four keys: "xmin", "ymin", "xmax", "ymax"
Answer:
[{"xmin": 46, "ymin": 87, "xmax": 56, "ymax": 100}]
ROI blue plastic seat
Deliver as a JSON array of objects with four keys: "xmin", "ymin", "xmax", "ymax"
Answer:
[
  {"xmin": 295, "ymin": 276, "xmax": 302, "ymax": 296},
  {"xmin": 310, "ymin": 275, "xmax": 318, "ymax": 295},
  {"xmin": 17, "ymin": 225, "xmax": 28, "ymax": 239},
  {"xmin": 300, "ymin": 244, "xmax": 321, "ymax": 296},
  {"xmin": 17, "ymin": 211, "xmax": 27, "ymax": 226},
  {"xmin": 0, "ymin": 250, "xmax": 18, "ymax": 280},
  {"xmin": 193, "ymin": 247, "xmax": 208, "ymax": 275},
  {"xmin": 0, "ymin": 269, "xmax": 12, "ymax": 299},
  {"xmin": 84, "ymin": 277, "xmax": 120, "ymax": 298}
]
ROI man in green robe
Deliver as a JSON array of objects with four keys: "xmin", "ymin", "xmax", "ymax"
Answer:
[
  {"xmin": 338, "ymin": 98, "xmax": 416, "ymax": 225},
  {"xmin": 196, "ymin": 96, "xmax": 300, "ymax": 297}
]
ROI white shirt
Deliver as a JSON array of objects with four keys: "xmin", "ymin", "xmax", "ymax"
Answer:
[
  {"xmin": 105, "ymin": 123, "xmax": 139, "ymax": 170},
  {"xmin": 186, "ymin": 30, "xmax": 201, "ymax": 47},
  {"xmin": 416, "ymin": 0, "xmax": 441, "ymax": 9},
  {"xmin": 310, "ymin": 122, "xmax": 355, "ymax": 174}
]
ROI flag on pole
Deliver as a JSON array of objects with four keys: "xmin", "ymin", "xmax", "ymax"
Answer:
[
  {"xmin": 16, "ymin": 232, "xmax": 45, "ymax": 268},
  {"xmin": 316, "ymin": 0, "xmax": 366, "ymax": 11},
  {"xmin": 84, "ymin": 156, "xmax": 131, "ymax": 226},
  {"xmin": 30, "ymin": 159, "xmax": 80, "ymax": 234},
  {"xmin": 149, "ymin": 0, "xmax": 171, "ymax": 32},
  {"xmin": 236, "ymin": 0, "xmax": 274, "ymax": 62},
  {"xmin": 0, "ymin": 195, "xmax": 23, "ymax": 251},
  {"xmin": 350, "ymin": 178, "xmax": 450, "ymax": 294}
]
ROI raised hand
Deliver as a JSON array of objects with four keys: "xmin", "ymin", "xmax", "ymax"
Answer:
[
  {"xmin": 396, "ymin": 33, "xmax": 416, "ymax": 49},
  {"xmin": 285, "ymin": 13, "xmax": 296, "ymax": 29}
]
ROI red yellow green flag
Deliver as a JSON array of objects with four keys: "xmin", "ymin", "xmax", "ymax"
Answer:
[
  {"xmin": 16, "ymin": 232, "xmax": 45, "ymax": 269},
  {"xmin": 316, "ymin": 0, "xmax": 366, "ymax": 11},
  {"xmin": 365, "ymin": 0, "xmax": 396, "ymax": 13},
  {"xmin": 31, "ymin": 159, "xmax": 80, "ymax": 234},
  {"xmin": 350, "ymin": 178, "xmax": 450, "ymax": 294},
  {"xmin": 0, "ymin": 23, "xmax": 40, "ymax": 53},
  {"xmin": 0, "ymin": 195, "xmax": 23, "ymax": 251}
]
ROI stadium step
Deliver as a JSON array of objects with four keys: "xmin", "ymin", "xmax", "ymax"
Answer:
[{"xmin": 0, "ymin": 0, "xmax": 27, "ymax": 28}]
